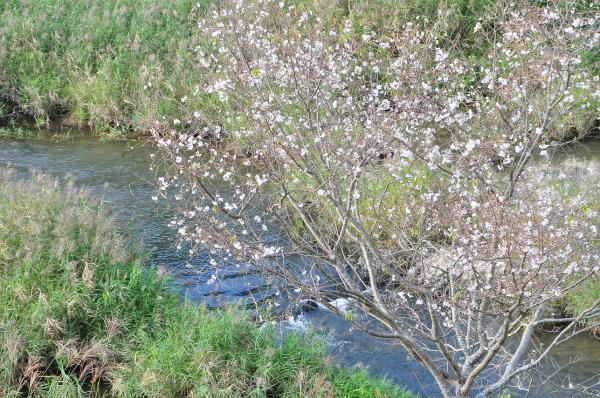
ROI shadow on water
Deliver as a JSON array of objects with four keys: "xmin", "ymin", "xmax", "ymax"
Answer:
[{"xmin": 2, "ymin": 129, "xmax": 600, "ymax": 397}]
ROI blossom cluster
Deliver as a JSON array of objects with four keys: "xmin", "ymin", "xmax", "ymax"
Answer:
[{"xmin": 152, "ymin": 1, "xmax": 600, "ymax": 395}]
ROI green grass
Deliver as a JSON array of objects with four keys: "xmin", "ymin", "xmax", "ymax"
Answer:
[
  {"xmin": 0, "ymin": 0, "xmax": 211, "ymax": 138},
  {"xmin": 565, "ymin": 276, "xmax": 600, "ymax": 324},
  {"xmin": 0, "ymin": 0, "xmax": 520, "ymax": 138},
  {"xmin": 0, "ymin": 126, "xmax": 35, "ymax": 138},
  {"xmin": 1, "ymin": 0, "xmax": 596, "ymax": 138},
  {"xmin": 0, "ymin": 168, "xmax": 412, "ymax": 397}
]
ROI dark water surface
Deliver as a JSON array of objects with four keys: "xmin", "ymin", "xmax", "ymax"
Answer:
[{"xmin": 2, "ymin": 131, "xmax": 599, "ymax": 397}]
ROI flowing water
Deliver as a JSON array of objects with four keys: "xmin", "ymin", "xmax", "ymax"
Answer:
[{"xmin": 1, "ymin": 129, "xmax": 599, "ymax": 397}]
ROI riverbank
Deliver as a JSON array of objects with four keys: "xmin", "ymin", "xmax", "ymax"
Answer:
[
  {"xmin": 0, "ymin": 0, "xmax": 210, "ymax": 138},
  {"xmin": 0, "ymin": 168, "xmax": 411, "ymax": 397},
  {"xmin": 3, "ymin": 0, "xmax": 595, "ymax": 139}
]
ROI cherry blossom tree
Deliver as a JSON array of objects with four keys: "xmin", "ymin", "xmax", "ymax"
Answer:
[{"xmin": 152, "ymin": 1, "xmax": 600, "ymax": 396}]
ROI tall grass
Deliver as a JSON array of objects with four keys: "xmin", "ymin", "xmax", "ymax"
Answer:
[
  {"xmin": 0, "ymin": 0, "xmax": 515, "ymax": 138},
  {"xmin": 0, "ymin": 0, "xmax": 209, "ymax": 137},
  {"xmin": 1, "ymin": 0, "xmax": 596, "ymax": 138},
  {"xmin": 0, "ymin": 169, "xmax": 411, "ymax": 397}
]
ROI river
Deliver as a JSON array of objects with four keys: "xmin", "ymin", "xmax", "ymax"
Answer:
[{"xmin": 1, "ymin": 129, "xmax": 599, "ymax": 397}]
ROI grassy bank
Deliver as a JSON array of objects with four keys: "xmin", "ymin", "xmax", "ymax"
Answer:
[
  {"xmin": 0, "ymin": 0, "xmax": 210, "ymax": 137},
  {"xmin": 6, "ymin": 0, "xmax": 595, "ymax": 139},
  {"xmin": 0, "ymin": 0, "xmax": 484, "ymax": 137},
  {"xmin": 0, "ymin": 169, "xmax": 411, "ymax": 397}
]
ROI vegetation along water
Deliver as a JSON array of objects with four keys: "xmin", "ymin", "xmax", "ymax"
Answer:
[
  {"xmin": 1, "ymin": 0, "xmax": 599, "ymax": 397},
  {"xmin": 0, "ymin": 163, "xmax": 412, "ymax": 397},
  {"xmin": 2, "ymin": 0, "xmax": 595, "ymax": 139},
  {"xmin": 2, "ymin": 132, "xmax": 600, "ymax": 397}
]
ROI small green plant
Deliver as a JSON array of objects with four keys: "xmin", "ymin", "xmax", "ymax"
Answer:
[{"xmin": 0, "ymin": 126, "xmax": 34, "ymax": 138}]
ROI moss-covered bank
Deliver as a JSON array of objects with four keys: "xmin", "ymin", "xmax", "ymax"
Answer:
[{"xmin": 0, "ymin": 169, "xmax": 411, "ymax": 397}]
